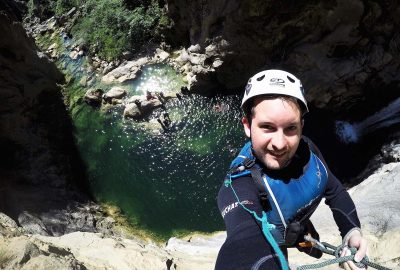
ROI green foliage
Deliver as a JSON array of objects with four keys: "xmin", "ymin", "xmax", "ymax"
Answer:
[
  {"xmin": 69, "ymin": 0, "xmax": 164, "ymax": 61},
  {"xmin": 53, "ymin": 0, "xmax": 81, "ymax": 16},
  {"xmin": 27, "ymin": 0, "xmax": 165, "ymax": 61},
  {"xmin": 123, "ymin": 0, "xmax": 153, "ymax": 10},
  {"xmin": 27, "ymin": 0, "xmax": 35, "ymax": 17},
  {"xmin": 27, "ymin": 0, "xmax": 54, "ymax": 19}
]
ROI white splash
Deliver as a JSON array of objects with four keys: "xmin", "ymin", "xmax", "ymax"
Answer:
[{"xmin": 336, "ymin": 97, "xmax": 400, "ymax": 144}]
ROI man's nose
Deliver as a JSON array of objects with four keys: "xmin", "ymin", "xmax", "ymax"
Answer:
[{"xmin": 271, "ymin": 131, "xmax": 286, "ymax": 151}]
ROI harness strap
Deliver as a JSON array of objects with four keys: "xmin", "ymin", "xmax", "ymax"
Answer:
[
  {"xmin": 249, "ymin": 167, "xmax": 272, "ymax": 212},
  {"xmin": 224, "ymin": 178, "xmax": 289, "ymax": 270}
]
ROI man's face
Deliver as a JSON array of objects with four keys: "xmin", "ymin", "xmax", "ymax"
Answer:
[{"xmin": 242, "ymin": 97, "xmax": 303, "ymax": 170}]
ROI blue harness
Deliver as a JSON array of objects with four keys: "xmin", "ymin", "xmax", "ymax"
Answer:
[{"xmin": 228, "ymin": 141, "xmax": 328, "ymax": 245}]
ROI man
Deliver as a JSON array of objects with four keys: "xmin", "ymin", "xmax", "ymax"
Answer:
[{"xmin": 216, "ymin": 70, "xmax": 367, "ymax": 270}]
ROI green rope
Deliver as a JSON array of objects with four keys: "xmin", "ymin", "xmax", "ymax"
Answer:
[
  {"xmin": 224, "ymin": 178, "xmax": 289, "ymax": 270},
  {"xmin": 297, "ymin": 242, "xmax": 392, "ymax": 270}
]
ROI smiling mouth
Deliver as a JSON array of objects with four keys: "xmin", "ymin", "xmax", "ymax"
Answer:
[{"xmin": 268, "ymin": 151, "xmax": 286, "ymax": 158}]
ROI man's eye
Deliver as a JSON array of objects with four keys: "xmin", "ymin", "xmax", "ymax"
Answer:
[
  {"xmin": 261, "ymin": 125, "xmax": 274, "ymax": 130},
  {"xmin": 287, "ymin": 126, "xmax": 298, "ymax": 131}
]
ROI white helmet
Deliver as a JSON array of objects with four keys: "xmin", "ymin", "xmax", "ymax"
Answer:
[{"xmin": 241, "ymin": 69, "xmax": 308, "ymax": 113}]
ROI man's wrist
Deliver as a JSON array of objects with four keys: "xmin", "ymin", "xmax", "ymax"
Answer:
[{"xmin": 342, "ymin": 227, "xmax": 362, "ymax": 245}]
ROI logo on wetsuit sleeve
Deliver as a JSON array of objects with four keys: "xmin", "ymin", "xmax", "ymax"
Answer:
[{"xmin": 221, "ymin": 200, "xmax": 253, "ymax": 218}]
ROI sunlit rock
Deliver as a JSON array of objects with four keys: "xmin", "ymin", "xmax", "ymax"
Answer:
[
  {"xmin": 103, "ymin": 87, "xmax": 127, "ymax": 102},
  {"xmin": 69, "ymin": 50, "xmax": 79, "ymax": 60},
  {"xmin": 123, "ymin": 103, "xmax": 141, "ymax": 119},
  {"xmin": 102, "ymin": 57, "xmax": 148, "ymax": 83},
  {"xmin": 154, "ymin": 48, "xmax": 170, "ymax": 62},
  {"xmin": 188, "ymin": 44, "xmax": 201, "ymax": 53}
]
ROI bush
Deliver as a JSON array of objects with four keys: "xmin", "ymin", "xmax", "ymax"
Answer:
[
  {"xmin": 27, "ymin": 0, "xmax": 165, "ymax": 61},
  {"xmin": 27, "ymin": 0, "xmax": 54, "ymax": 19},
  {"xmin": 53, "ymin": 0, "xmax": 81, "ymax": 16},
  {"xmin": 70, "ymin": 0, "xmax": 164, "ymax": 61}
]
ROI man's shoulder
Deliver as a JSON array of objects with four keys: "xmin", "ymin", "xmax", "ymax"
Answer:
[
  {"xmin": 301, "ymin": 135, "xmax": 321, "ymax": 154},
  {"xmin": 219, "ymin": 174, "xmax": 255, "ymax": 195}
]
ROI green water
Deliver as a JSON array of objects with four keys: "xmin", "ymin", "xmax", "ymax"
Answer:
[{"xmin": 52, "ymin": 33, "xmax": 245, "ymax": 238}]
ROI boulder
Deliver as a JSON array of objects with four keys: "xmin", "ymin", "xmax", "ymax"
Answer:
[
  {"xmin": 154, "ymin": 48, "xmax": 170, "ymax": 62},
  {"xmin": 102, "ymin": 57, "xmax": 148, "ymax": 84},
  {"xmin": 139, "ymin": 99, "xmax": 163, "ymax": 115},
  {"xmin": 18, "ymin": 212, "xmax": 49, "ymax": 236},
  {"xmin": 5, "ymin": 237, "xmax": 41, "ymax": 268},
  {"xmin": 20, "ymin": 254, "xmax": 84, "ymax": 270},
  {"xmin": 32, "ymin": 232, "xmax": 169, "ymax": 270},
  {"xmin": 187, "ymin": 44, "xmax": 201, "ymax": 53},
  {"xmin": 84, "ymin": 88, "xmax": 103, "ymax": 106},
  {"xmin": 0, "ymin": 213, "xmax": 19, "ymax": 231},
  {"xmin": 69, "ymin": 50, "xmax": 79, "ymax": 60},
  {"xmin": 103, "ymin": 87, "xmax": 127, "ymax": 103},
  {"xmin": 175, "ymin": 48, "xmax": 190, "ymax": 64},
  {"xmin": 123, "ymin": 103, "xmax": 141, "ymax": 119}
]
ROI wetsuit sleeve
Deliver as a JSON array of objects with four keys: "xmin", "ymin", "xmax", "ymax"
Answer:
[
  {"xmin": 304, "ymin": 137, "xmax": 361, "ymax": 239},
  {"xmin": 215, "ymin": 176, "xmax": 282, "ymax": 270}
]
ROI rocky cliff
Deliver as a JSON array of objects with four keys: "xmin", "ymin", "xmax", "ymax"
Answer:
[
  {"xmin": 0, "ymin": 2, "xmax": 106, "ymax": 238},
  {"xmin": 166, "ymin": 0, "xmax": 400, "ymax": 116}
]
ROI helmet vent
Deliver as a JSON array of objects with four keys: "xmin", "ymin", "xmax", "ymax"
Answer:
[
  {"xmin": 256, "ymin": 75, "xmax": 265, "ymax": 81},
  {"xmin": 287, "ymin": 75, "xmax": 295, "ymax": 83}
]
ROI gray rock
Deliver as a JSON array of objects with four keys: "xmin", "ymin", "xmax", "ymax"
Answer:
[
  {"xmin": 69, "ymin": 50, "xmax": 79, "ymax": 60},
  {"xmin": 21, "ymin": 254, "xmax": 84, "ymax": 270},
  {"xmin": 154, "ymin": 48, "xmax": 170, "ymax": 62},
  {"xmin": 123, "ymin": 103, "xmax": 141, "ymax": 119},
  {"xmin": 350, "ymin": 162, "xmax": 400, "ymax": 235},
  {"xmin": 188, "ymin": 53, "xmax": 206, "ymax": 65},
  {"xmin": 188, "ymin": 44, "xmax": 201, "ymax": 53},
  {"xmin": 96, "ymin": 217, "xmax": 116, "ymax": 232},
  {"xmin": 140, "ymin": 99, "xmax": 163, "ymax": 115},
  {"xmin": 102, "ymin": 64, "xmax": 114, "ymax": 75},
  {"xmin": 176, "ymin": 48, "xmax": 190, "ymax": 64},
  {"xmin": 0, "ymin": 213, "xmax": 19, "ymax": 230},
  {"xmin": 84, "ymin": 88, "xmax": 103, "ymax": 106},
  {"xmin": 101, "ymin": 57, "xmax": 147, "ymax": 83},
  {"xmin": 103, "ymin": 87, "xmax": 127, "ymax": 102},
  {"xmin": 6, "ymin": 237, "xmax": 41, "ymax": 268},
  {"xmin": 18, "ymin": 212, "xmax": 49, "ymax": 236},
  {"xmin": 381, "ymin": 140, "xmax": 400, "ymax": 162}
]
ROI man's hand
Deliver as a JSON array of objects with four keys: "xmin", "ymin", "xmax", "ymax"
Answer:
[{"xmin": 340, "ymin": 229, "xmax": 368, "ymax": 270}]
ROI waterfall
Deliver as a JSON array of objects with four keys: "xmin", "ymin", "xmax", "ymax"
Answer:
[{"xmin": 336, "ymin": 97, "xmax": 400, "ymax": 144}]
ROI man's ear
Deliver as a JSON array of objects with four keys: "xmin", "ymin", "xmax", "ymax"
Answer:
[{"xmin": 242, "ymin": 117, "xmax": 251, "ymax": 138}]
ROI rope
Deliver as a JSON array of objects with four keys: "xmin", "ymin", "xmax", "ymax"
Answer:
[
  {"xmin": 224, "ymin": 167, "xmax": 392, "ymax": 270},
  {"xmin": 224, "ymin": 178, "xmax": 289, "ymax": 270},
  {"xmin": 297, "ymin": 240, "xmax": 392, "ymax": 270}
]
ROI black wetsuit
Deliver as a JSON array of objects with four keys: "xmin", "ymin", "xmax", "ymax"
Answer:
[{"xmin": 215, "ymin": 137, "xmax": 360, "ymax": 270}]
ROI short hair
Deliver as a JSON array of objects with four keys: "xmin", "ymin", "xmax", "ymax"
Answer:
[{"xmin": 243, "ymin": 94, "xmax": 305, "ymax": 123}]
